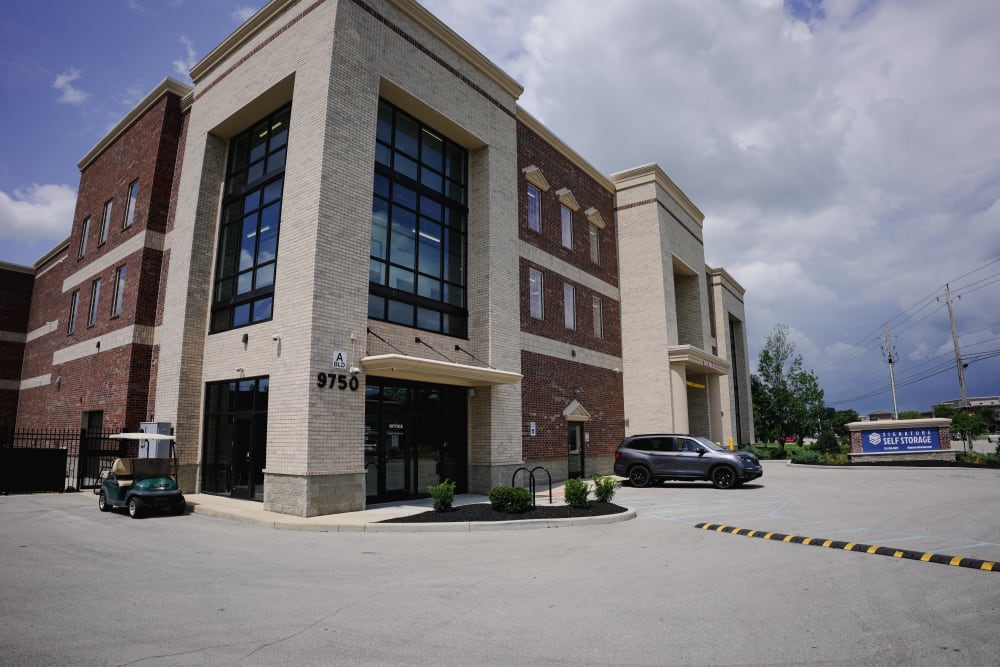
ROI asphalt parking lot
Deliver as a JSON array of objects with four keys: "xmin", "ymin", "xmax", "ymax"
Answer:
[{"xmin": 1, "ymin": 460, "xmax": 998, "ymax": 665}]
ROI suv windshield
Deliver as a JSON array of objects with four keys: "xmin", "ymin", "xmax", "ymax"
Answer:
[{"xmin": 694, "ymin": 437, "xmax": 726, "ymax": 451}]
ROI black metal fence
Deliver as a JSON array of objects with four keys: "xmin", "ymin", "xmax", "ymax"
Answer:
[{"xmin": 0, "ymin": 427, "xmax": 136, "ymax": 493}]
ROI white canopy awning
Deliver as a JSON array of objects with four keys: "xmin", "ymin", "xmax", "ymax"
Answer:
[{"xmin": 361, "ymin": 354, "xmax": 522, "ymax": 388}]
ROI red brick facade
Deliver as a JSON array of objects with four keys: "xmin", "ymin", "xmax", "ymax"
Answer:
[
  {"xmin": 13, "ymin": 87, "xmax": 185, "ymax": 432},
  {"xmin": 517, "ymin": 119, "xmax": 625, "ymax": 474}
]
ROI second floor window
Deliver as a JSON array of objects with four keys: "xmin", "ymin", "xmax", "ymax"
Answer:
[
  {"xmin": 592, "ymin": 295, "xmax": 603, "ymax": 338},
  {"xmin": 210, "ymin": 104, "xmax": 290, "ymax": 333},
  {"xmin": 68, "ymin": 290, "xmax": 80, "ymax": 333},
  {"xmin": 78, "ymin": 217, "xmax": 90, "ymax": 258},
  {"xmin": 123, "ymin": 180, "xmax": 138, "ymax": 229},
  {"xmin": 88, "ymin": 279, "xmax": 101, "ymax": 326},
  {"xmin": 563, "ymin": 283, "xmax": 575, "ymax": 330},
  {"xmin": 529, "ymin": 268, "xmax": 543, "ymax": 319},
  {"xmin": 369, "ymin": 99, "xmax": 468, "ymax": 337},
  {"xmin": 111, "ymin": 265, "xmax": 126, "ymax": 317}
]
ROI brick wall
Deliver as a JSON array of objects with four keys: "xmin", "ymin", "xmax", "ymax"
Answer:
[
  {"xmin": 15, "ymin": 88, "xmax": 184, "ymax": 432},
  {"xmin": 520, "ymin": 350, "xmax": 624, "ymax": 464},
  {"xmin": 0, "ymin": 264, "xmax": 34, "ymax": 427}
]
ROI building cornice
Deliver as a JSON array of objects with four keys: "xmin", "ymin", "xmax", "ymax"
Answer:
[
  {"xmin": 77, "ymin": 78, "xmax": 192, "ymax": 171},
  {"xmin": 0, "ymin": 260, "xmax": 36, "ymax": 275},
  {"xmin": 611, "ymin": 163, "xmax": 704, "ymax": 226},
  {"xmin": 189, "ymin": 0, "xmax": 523, "ymax": 103},
  {"xmin": 517, "ymin": 106, "xmax": 615, "ymax": 194},
  {"xmin": 707, "ymin": 266, "xmax": 746, "ymax": 296}
]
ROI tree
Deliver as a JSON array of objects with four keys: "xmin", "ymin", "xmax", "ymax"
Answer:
[
  {"xmin": 897, "ymin": 410, "xmax": 923, "ymax": 420},
  {"xmin": 751, "ymin": 324, "xmax": 826, "ymax": 451},
  {"xmin": 831, "ymin": 409, "xmax": 859, "ymax": 439}
]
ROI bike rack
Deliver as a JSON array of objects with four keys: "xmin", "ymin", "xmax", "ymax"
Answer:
[{"xmin": 511, "ymin": 465, "xmax": 552, "ymax": 506}]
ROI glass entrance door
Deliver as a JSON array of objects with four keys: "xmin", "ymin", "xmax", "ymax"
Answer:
[
  {"xmin": 203, "ymin": 377, "xmax": 268, "ymax": 500},
  {"xmin": 568, "ymin": 422, "xmax": 584, "ymax": 479},
  {"xmin": 365, "ymin": 379, "xmax": 467, "ymax": 502}
]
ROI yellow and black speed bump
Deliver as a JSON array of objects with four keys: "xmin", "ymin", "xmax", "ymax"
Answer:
[{"xmin": 694, "ymin": 523, "xmax": 998, "ymax": 572}]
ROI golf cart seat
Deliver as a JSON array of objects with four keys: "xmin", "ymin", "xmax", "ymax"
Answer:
[{"xmin": 110, "ymin": 458, "xmax": 134, "ymax": 488}]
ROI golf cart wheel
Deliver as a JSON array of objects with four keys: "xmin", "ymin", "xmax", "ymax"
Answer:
[
  {"xmin": 127, "ymin": 496, "xmax": 144, "ymax": 519},
  {"xmin": 98, "ymin": 491, "xmax": 111, "ymax": 512},
  {"xmin": 171, "ymin": 498, "xmax": 186, "ymax": 515}
]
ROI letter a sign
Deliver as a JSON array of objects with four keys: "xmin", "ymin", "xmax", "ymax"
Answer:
[{"xmin": 332, "ymin": 351, "xmax": 348, "ymax": 370}]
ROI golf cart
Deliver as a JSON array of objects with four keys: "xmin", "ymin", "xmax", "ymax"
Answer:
[{"xmin": 96, "ymin": 433, "xmax": 186, "ymax": 518}]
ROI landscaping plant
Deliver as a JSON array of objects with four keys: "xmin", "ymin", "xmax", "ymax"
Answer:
[
  {"xmin": 563, "ymin": 477, "xmax": 590, "ymax": 508},
  {"xmin": 592, "ymin": 475, "xmax": 619, "ymax": 503},
  {"xmin": 427, "ymin": 479, "xmax": 456, "ymax": 512},
  {"xmin": 488, "ymin": 485, "xmax": 533, "ymax": 513}
]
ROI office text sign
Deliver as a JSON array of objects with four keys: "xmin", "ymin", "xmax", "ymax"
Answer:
[{"xmin": 861, "ymin": 428, "xmax": 940, "ymax": 453}]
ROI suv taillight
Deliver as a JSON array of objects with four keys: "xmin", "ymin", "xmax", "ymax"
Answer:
[{"xmin": 614, "ymin": 451, "xmax": 621, "ymax": 459}]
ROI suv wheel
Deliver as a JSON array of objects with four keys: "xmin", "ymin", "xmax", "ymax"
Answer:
[
  {"xmin": 628, "ymin": 465, "xmax": 652, "ymax": 488},
  {"xmin": 711, "ymin": 465, "xmax": 737, "ymax": 489}
]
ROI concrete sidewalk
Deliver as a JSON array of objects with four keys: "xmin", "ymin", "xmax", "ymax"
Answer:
[{"xmin": 185, "ymin": 486, "xmax": 635, "ymax": 532}]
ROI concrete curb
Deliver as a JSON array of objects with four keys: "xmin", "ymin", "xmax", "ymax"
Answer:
[{"xmin": 188, "ymin": 501, "xmax": 637, "ymax": 532}]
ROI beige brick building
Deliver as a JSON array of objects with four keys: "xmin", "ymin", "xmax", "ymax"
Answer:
[{"xmin": 3, "ymin": 0, "xmax": 754, "ymax": 516}]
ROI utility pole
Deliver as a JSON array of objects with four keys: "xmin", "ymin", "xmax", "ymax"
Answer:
[
  {"xmin": 882, "ymin": 323, "xmax": 899, "ymax": 420},
  {"xmin": 944, "ymin": 284, "xmax": 968, "ymax": 407}
]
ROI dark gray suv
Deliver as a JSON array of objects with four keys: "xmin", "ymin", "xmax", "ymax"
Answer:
[{"xmin": 613, "ymin": 434, "xmax": 762, "ymax": 489}]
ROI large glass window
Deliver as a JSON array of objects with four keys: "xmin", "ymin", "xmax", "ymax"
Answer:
[
  {"xmin": 211, "ymin": 104, "xmax": 290, "ymax": 333},
  {"xmin": 369, "ymin": 99, "xmax": 468, "ymax": 337}
]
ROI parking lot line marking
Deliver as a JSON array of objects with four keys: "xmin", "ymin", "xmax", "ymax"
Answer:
[{"xmin": 693, "ymin": 523, "xmax": 999, "ymax": 573}]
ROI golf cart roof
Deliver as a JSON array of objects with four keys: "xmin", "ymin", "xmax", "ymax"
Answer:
[{"xmin": 109, "ymin": 432, "xmax": 176, "ymax": 440}]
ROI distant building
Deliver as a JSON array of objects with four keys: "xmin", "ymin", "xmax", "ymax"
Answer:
[
  {"xmin": 1, "ymin": 0, "xmax": 754, "ymax": 516},
  {"xmin": 933, "ymin": 397, "xmax": 1000, "ymax": 420}
]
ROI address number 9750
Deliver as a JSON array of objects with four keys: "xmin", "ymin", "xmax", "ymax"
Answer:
[{"xmin": 317, "ymin": 372, "xmax": 359, "ymax": 391}]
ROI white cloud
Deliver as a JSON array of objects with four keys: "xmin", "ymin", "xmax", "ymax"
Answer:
[
  {"xmin": 173, "ymin": 36, "xmax": 198, "ymax": 79},
  {"xmin": 423, "ymin": 0, "xmax": 1000, "ymax": 412},
  {"xmin": 232, "ymin": 6, "xmax": 259, "ymax": 23},
  {"xmin": 53, "ymin": 68, "xmax": 89, "ymax": 104},
  {"xmin": 0, "ymin": 184, "xmax": 77, "ymax": 244}
]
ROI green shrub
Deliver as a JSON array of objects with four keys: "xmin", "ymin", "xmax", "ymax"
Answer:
[
  {"xmin": 818, "ymin": 452, "xmax": 848, "ymax": 465},
  {"xmin": 488, "ymin": 485, "xmax": 533, "ymax": 513},
  {"xmin": 814, "ymin": 430, "xmax": 841, "ymax": 454},
  {"xmin": 427, "ymin": 479, "xmax": 456, "ymax": 512},
  {"xmin": 790, "ymin": 450, "xmax": 819, "ymax": 464},
  {"xmin": 592, "ymin": 475, "xmax": 619, "ymax": 503},
  {"xmin": 563, "ymin": 477, "xmax": 590, "ymax": 508}
]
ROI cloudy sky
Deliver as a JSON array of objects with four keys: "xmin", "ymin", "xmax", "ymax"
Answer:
[{"xmin": 1, "ymin": 0, "xmax": 997, "ymax": 417}]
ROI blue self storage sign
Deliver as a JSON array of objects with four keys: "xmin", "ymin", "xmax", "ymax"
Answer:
[{"xmin": 861, "ymin": 428, "xmax": 940, "ymax": 453}]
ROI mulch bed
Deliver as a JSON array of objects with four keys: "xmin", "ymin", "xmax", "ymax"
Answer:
[{"xmin": 379, "ymin": 501, "xmax": 628, "ymax": 523}]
